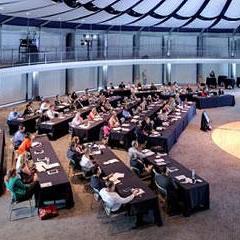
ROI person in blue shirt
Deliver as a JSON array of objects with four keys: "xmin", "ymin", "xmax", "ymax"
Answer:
[
  {"xmin": 13, "ymin": 124, "xmax": 26, "ymax": 148},
  {"xmin": 122, "ymin": 106, "xmax": 131, "ymax": 120},
  {"xmin": 7, "ymin": 109, "xmax": 20, "ymax": 123}
]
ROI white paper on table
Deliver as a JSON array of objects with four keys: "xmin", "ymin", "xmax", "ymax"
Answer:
[
  {"xmin": 113, "ymin": 172, "xmax": 125, "ymax": 179},
  {"xmin": 35, "ymin": 162, "xmax": 46, "ymax": 172},
  {"xmin": 32, "ymin": 142, "xmax": 41, "ymax": 147},
  {"xmin": 113, "ymin": 127, "xmax": 121, "ymax": 131},
  {"xmin": 157, "ymin": 162, "xmax": 167, "ymax": 166},
  {"xmin": 91, "ymin": 150, "xmax": 102, "ymax": 155},
  {"xmin": 133, "ymin": 116, "xmax": 140, "ymax": 119},
  {"xmin": 156, "ymin": 127, "xmax": 163, "ymax": 131},
  {"xmin": 136, "ymin": 188, "xmax": 145, "ymax": 196},
  {"xmin": 103, "ymin": 159, "xmax": 119, "ymax": 165},
  {"xmin": 40, "ymin": 182, "xmax": 52, "ymax": 188},
  {"xmin": 157, "ymin": 153, "xmax": 167, "ymax": 157},
  {"xmin": 17, "ymin": 118, "xmax": 24, "ymax": 120},
  {"xmin": 99, "ymin": 144, "xmax": 106, "ymax": 149},
  {"xmin": 121, "ymin": 128, "xmax": 129, "ymax": 131},
  {"xmin": 58, "ymin": 116, "xmax": 65, "ymax": 119},
  {"xmin": 167, "ymin": 167, "xmax": 179, "ymax": 173},
  {"xmin": 175, "ymin": 175, "xmax": 186, "ymax": 181},
  {"xmin": 144, "ymin": 151, "xmax": 155, "ymax": 157},
  {"xmin": 79, "ymin": 124, "xmax": 89, "ymax": 129},
  {"xmin": 45, "ymin": 163, "xmax": 60, "ymax": 170},
  {"xmin": 122, "ymin": 123, "xmax": 130, "ymax": 127},
  {"xmin": 142, "ymin": 149, "xmax": 150, "ymax": 153},
  {"xmin": 175, "ymin": 112, "xmax": 181, "ymax": 116},
  {"xmin": 154, "ymin": 158, "xmax": 165, "ymax": 163},
  {"xmin": 45, "ymin": 122, "xmax": 54, "ymax": 125},
  {"xmin": 131, "ymin": 119, "xmax": 138, "ymax": 123},
  {"xmin": 113, "ymin": 179, "xmax": 121, "ymax": 185}
]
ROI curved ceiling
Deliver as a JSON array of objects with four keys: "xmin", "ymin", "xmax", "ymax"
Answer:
[{"xmin": 0, "ymin": 0, "xmax": 240, "ymax": 31}]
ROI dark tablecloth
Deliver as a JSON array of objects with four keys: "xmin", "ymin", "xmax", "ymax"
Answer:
[
  {"xmin": 0, "ymin": 129, "xmax": 5, "ymax": 195},
  {"xmin": 146, "ymin": 154, "xmax": 209, "ymax": 216},
  {"xmin": 8, "ymin": 114, "xmax": 39, "ymax": 135},
  {"xmin": 147, "ymin": 104, "xmax": 196, "ymax": 153},
  {"xmin": 93, "ymin": 148, "xmax": 162, "ymax": 226},
  {"xmin": 206, "ymin": 77, "xmax": 217, "ymax": 88},
  {"xmin": 194, "ymin": 95, "xmax": 235, "ymax": 109},
  {"xmin": 30, "ymin": 136, "xmax": 74, "ymax": 208},
  {"xmin": 38, "ymin": 113, "xmax": 74, "ymax": 139}
]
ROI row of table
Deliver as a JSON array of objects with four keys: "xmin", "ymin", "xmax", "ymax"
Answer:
[
  {"xmin": 0, "ymin": 129, "xmax": 5, "ymax": 195},
  {"xmin": 30, "ymin": 136, "xmax": 74, "ymax": 208}
]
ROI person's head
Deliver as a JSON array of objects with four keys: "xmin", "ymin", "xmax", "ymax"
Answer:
[
  {"xmin": 56, "ymin": 94, "xmax": 59, "ymax": 99},
  {"xmin": 145, "ymin": 116, "xmax": 150, "ymax": 124},
  {"xmin": 82, "ymin": 145, "xmax": 90, "ymax": 156},
  {"xmin": 112, "ymin": 111, "xmax": 117, "ymax": 117},
  {"xmin": 5, "ymin": 168, "xmax": 17, "ymax": 182},
  {"xmin": 18, "ymin": 124, "xmax": 25, "ymax": 132},
  {"xmin": 131, "ymin": 140, "xmax": 138, "ymax": 149},
  {"xmin": 92, "ymin": 108, "xmax": 97, "ymax": 114},
  {"xmin": 71, "ymin": 136, "xmax": 80, "ymax": 146},
  {"xmin": 92, "ymin": 166, "xmax": 102, "ymax": 176},
  {"xmin": 106, "ymin": 181, "xmax": 115, "ymax": 192},
  {"xmin": 25, "ymin": 132, "xmax": 31, "ymax": 139}
]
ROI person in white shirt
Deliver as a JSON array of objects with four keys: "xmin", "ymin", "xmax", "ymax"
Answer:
[
  {"xmin": 99, "ymin": 181, "xmax": 138, "ymax": 213},
  {"xmin": 46, "ymin": 105, "xmax": 59, "ymax": 120},
  {"xmin": 80, "ymin": 146, "xmax": 94, "ymax": 173},
  {"xmin": 71, "ymin": 112, "xmax": 84, "ymax": 127},
  {"xmin": 40, "ymin": 100, "xmax": 50, "ymax": 113}
]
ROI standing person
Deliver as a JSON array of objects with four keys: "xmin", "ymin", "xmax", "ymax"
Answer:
[{"xmin": 142, "ymin": 70, "xmax": 147, "ymax": 86}]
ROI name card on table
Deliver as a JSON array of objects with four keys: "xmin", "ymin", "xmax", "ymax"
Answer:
[
  {"xmin": 104, "ymin": 159, "xmax": 119, "ymax": 165},
  {"xmin": 40, "ymin": 182, "xmax": 52, "ymax": 188}
]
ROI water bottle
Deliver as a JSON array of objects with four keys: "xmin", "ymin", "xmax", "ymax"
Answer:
[{"xmin": 191, "ymin": 169, "xmax": 196, "ymax": 183}]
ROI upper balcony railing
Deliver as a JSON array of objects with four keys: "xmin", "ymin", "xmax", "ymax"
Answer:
[{"xmin": 0, "ymin": 44, "xmax": 237, "ymax": 68}]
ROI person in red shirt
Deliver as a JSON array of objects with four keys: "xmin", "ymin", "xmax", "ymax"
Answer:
[{"xmin": 17, "ymin": 133, "xmax": 33, "ymax": 155}]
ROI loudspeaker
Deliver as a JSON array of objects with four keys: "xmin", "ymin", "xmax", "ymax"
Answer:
[{"xmin": 201, "ymin": 111, "xmax": 211, "ymax": 131}]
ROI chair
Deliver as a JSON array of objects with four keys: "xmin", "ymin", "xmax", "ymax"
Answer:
[
  {"xmin": 130, "ymin": 166, "xmax": 151, "ymax": 181},
  {"xmin": 9, "ymin": 192, "xmax": 34, "ymax": 221},
  {"xmin": 67, "ymin": 158, "xmax": 86, "ymax": 180}
]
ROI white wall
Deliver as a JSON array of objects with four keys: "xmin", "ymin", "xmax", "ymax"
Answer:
[
  {"xmin": 171, "ymin": 64, "xmax": 197, "ymax": 84},
  {"xmin": 140, "ymin": 35, "xmax": 162, "ymax": 58},
  {"xmin": 38, "ymin": 70, "xmax": 66, "ymax": 97},
  {"xmin": 201, "ymin": 64, "xmax": 229, "ymax": 79},
  {"xmin": 139, "ymin": 64, "xmax": 162, "ymax": 84},
  {"xmin": 67, "ymin": 67, "xmax": 98, "ymax": 92},
  {"xmin": 0, "ymin": 74, "xmax": 26, "ymax": 105},
  {"xmin": 108, "ymin": 65, "xmax": 132, "ymax": 86}
]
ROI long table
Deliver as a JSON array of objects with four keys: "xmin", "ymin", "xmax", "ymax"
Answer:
[
  {"xmin": 38, "ymin": 113, "xmax": 74, "ymax": 139},
  {"xmin": 30, "ymin": 136, "xmax": 74, "ymax": 208},
  {"xmin": 193, "ymin": 95, "xmax": 235, "ymax": 109},
  {"xmin": 93, "ymin": 147, "xmax": 162, "ymax": 227},
  {"xmin": 147, "ymin": 104, "xmax": 196, "ymax": 153},
  {"xmin": 0, "ymin": 129, "xmax": 5, "ymax": 195},
  {"xmin": 146, "ymin": 154, "xmax": 209, "ymax": 216},
  {"xmin": 8, "ymin": 114, "xmax": 39, "ymax": 135}
]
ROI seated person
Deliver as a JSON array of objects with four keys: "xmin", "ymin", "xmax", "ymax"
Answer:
[
  {"xmin": 134, "ymin": 122, "xmax": 146, "ymax": 145},
  {"xmin": 7, "ymin": 109, "xmax": 20, "ymax": 124},
  {"xmin": 122, "ymin": 106, "xmax": 131, "ymax": 120},
  {"xmin": 99, "ymin": 181, "xmax": 139, "ymax": 213},
  {"xmin": 209, "ymin": 70, "xmax": 216, "ymax": 78},
  {"xmin": 109, "ymin": 82, "xmax": 115, "ymax": 90},
  {"xmin": 200, "ymin": 87, "xmax": 208, "ymax": 97},
  {"xmin": 136, "ymin": 81, "xmax": 142, "ymax": 89},
  {"xmin": 175, "ymin": 93, "xmax": 181, "ymax": 105},
  {"xmin": 66, "ymin": 136, "xmax": 84, "ymax": 167},
  {"xmin": 218, "ymin": 88, "xmax": 224, "ymax": 95},
  {"xmin": 154, "ymin": 166, "xmax": 180, "ymax": 214},
  {"xmin": 16, "ymin": 153, "xmax": 37, "ymax": 184},
  {"xmin": 71, "ymin": 112, "xmax": 84, "ymax": 127},
  {"xmin": 142, "ymin": 116, "xmax": 153, "ymax": 135},
  {"xmin": 102, "ymin": 122, "xmax": 111, "ymax": 142},
  {"xmin": 22, "ymin": 102, "xmax": 34, "ymax": 116},
  {"xmin": 146, "ymin": 95, "xmax": 153, "ymax": 104},
  {"xmin": 150, "ymin": 82, "xmax": 157, "ymax": 90},
  {"xmin": 39, "ymin": 100, "xmax": 50, "ymax": 113},
  {"xmin": 55, "ymin": 95, "xmax": 62, "ymax": 106},
  {"xmin": 80, "ymin": 146, "xmax": 95, "ymax": 174},
  {"xmin": 5, "ymin": 168, "xmax": 40, "ymax": 206},
  {"xmin": 186, "ymin": 84, "xmax": 193, "ymax": 93},
  {"xmin": 119, "ymin": 81, "xmax": 126, "ymax": 89},
  {"xmin": 90, "ymin": 166, "xmax": 113, "ymax": 192},
  {"xmin": 140, "ymin": 98, "xmax": 147, "ymax": 111},
  {"xmin": 128, "ymin": 141, "xmax": 152, "ymax": 176},
  {"xmin": 71, "ymin": 91, "xmax": 78, "ymax": 101},
  {"xmin": 168, "ymin": 97, "xmax": 176, "ymax": 112},
  {"xmin": 17, "ymin": 132, "xmax": 33, "ymax": 155},
  {"xmin": 108, "ymin": 111, "xmax": 120, "ymax": 128},
  {"xmin": 46, "ymin": 105, "xmax": 59, "ymax": 120},
  {"xmin": 88, "ymin": 108, "xmax": 100, "ymax": 121},
  {"xmin": 13, "ymin": 124, "xmax": 26, "ymax": 148}
]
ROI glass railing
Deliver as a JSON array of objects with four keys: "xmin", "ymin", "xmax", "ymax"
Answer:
[{"xmin": 0, "ymin": 45, "xmax": 236, "ymax": 68}]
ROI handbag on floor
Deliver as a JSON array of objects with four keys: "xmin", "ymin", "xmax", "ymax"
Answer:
[{"xmin": 38, "ymin": 205, "xmax": 58, "ymax": 220}]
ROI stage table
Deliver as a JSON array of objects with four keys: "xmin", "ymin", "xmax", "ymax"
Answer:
[
  {"xmin": 110, "ymin": 89, "xmax": 131, "ymax": 97},
  {"xmin": 93, "ymin": 147, "xmax": 162, "ymax": 227},
  {"xmin": 0, "ymin": 129, "xmax": 5, "ymax": 195},
  {"xmin": 146, "ymin": 154, "xmax": 209, "ymax": 216},
  {"xmin": 193, "ymin": 95, "xmax": 235, "ymax": 109},
  {"xmin": 30, "ymin": 136, "xmax": 74, "ymax": 208}
]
